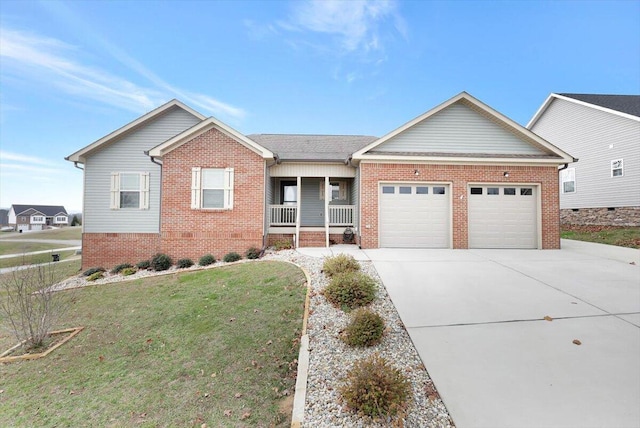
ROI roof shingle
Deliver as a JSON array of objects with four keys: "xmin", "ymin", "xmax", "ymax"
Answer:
[
  {"xmin": 248, "ymin": 134, "xmax": 377, "ymax": 161},
  {"xmin": 559, "ymin": 93, "xmax": 640, "ymax": 117}
]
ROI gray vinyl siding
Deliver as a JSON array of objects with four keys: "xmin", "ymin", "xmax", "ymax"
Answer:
[
  {"xmin": 531, "ymin": 99, "xmax": 640, "ymax": 209},
  {"xmin": 376, "ymin": 103, "xmax": 547, "ymax": 155},
  {"xmin": 84, "ymin": 107, "xmax": 201, "ymax": 233}
]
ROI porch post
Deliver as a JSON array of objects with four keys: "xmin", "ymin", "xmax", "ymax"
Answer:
[
  {"xmin": 325, "ymin": 176, "xmax": 330, "ymax": 247},
  {"xmin": 295, "ymin": 176, "xmax": 301, "ymax": 248}
]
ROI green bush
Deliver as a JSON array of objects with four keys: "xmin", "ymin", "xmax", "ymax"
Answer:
[
  {"xmin": 121, "ymin": 267, "xmax": 137, "ymax": 276},
  {"xmin": 340, "ymin": 354, "xmax": 412, "ymax": 419},
  {"xmin": 322, "ymin": 254, "xmax": 360, "ymax": 277},
  {"xmin": 176, "ymin": 258, "xmax": 194, "ymax": 269},
  {"xmin": 245, "ymin": 247, "xmax": 260, "ymax": 260},
  {"xmin": 198, "ymin": 254, "xmax": 216, "ymax": 266},
  {"xmin": 87, "ymin": 271, "xmax": 104, "ymax": 282},
  {"xmin": 274, "ymin": 239, "xmax": 293, "ymax": 250},
  {"xmin": 323, "ymin": 271, "xmax": 376, "ymax": 310},
  {"xmin": 223, "ymin": 252, "xmax": 242, "ymax": 263},
  {"xmin": 83, "ymin": 267, "xmax": 105, "ymax": 277},
  {"xmin": 111, "ymin": 263, "xmax": 133, "ymax": 274},
  {"xmin": 343, "ymin": 308, "xmax": 385, "ymax": 347},
  {"xmin": 150, "ymin": 253, "xmax": 173, "ymax": 271},
  {"xmin": 136, "ymin": 260, "xmax": 151, "ymax": 270}
]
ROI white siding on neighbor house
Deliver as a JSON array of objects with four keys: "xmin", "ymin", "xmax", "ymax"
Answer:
[
  {"xmin": 531, "ymin": 98, "xmax": 640, "ymax": 209},
  {"xmin": 375, "ymin": 103, "xmax": 548, "ymax": 155},
  {"xmin": 270, "ymin": 162, "xmax": 356, "ymax": 177},
  {"xmin": 84, "ymin": 107, "xmax": 201, "ymax": 233}
]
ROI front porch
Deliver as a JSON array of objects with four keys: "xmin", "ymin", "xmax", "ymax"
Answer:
[{"xmin": 267, "ymin": 176, "xmax": 356, "ymax": 247}]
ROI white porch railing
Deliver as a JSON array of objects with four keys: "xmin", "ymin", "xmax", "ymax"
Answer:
[
  {"xmin": 270, "ymin": 205, "xmax": 297, "ymax": 225},
  {"xmin": 329, "ymin": 205, "xmax": 354, "ymax": 226}
]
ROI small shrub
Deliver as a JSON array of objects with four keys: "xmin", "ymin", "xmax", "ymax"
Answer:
[
  {"xmin": 245, "ymin": 246, "xmax": 260, "ymax": 260},
  {"xmin": 323, "ymin": 271, "xmax": 376, "ymax": 310},
  {"xmin": 340, "ymin": 354, "xmax": 412, "ymax": 419},
  {"xmin": 121, "ymin": 267, "xmax": 137, "ymax": 276},
  {"xmin": 150, "ymin": 253, "xmax": 173, "ymax": 271},
  {"xmin": 199, "ymin": 254, "xmax": 216, "ymax": 266},
  {"xmin": 274, "ymin": 239, "xmax": 293, "ymax": 251},
  {"xmin": 87, "ymin": 271, "xmax": 104, "ymax": 281},
  {"xmin": 322, "ymin": 254, "xmax": 360, "ymax": 277},
  {"xmin": 343, "ymin": 308, "xmax": 385, "ymax": 347},
  {"xmin": 223, "ymin": 252, "xmax": 242, "ymax": 263},
  {"xmin": 111, "ymin": 263, "xmax": 133, "ymax": 274},
  {"xmin": 177, "ymin": 258, "xmax": 194, "ymax": 269},
  {"xmin": 83, "ymin": 267, "xmax": 105, "ymax": 277},
  {"xmin": 136, "ymin": 260, "xmax": 151, "ymax": 270}
]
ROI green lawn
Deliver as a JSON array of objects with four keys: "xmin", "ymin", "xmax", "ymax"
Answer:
[
  {"xmin": 0, "ymin": 250, "xmax": 78, "ymax": 269},
  {"xmin": 0, "ymin": 261, "xmax": 306, "ymax": 427},
  {"xmin": 0, "ymin": 226, "xmax": 82, "ymax": 241},
  {"xmin": 561, "ymin": 226, "xmax": 640, "ymax": 249}
]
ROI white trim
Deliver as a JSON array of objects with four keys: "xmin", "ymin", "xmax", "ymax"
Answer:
[
  {"xmin": 528, "ymin": 93, "xmax": 640, "ymax": 129},
  {"xmin": 353, "ymin": 92, "xmax": 575, "ymax": 164},
  {"xmin": 148, "ymin": 117, "xmax": 273, "ymax": 159},
  {"xmin": 355, "ymin": 157, "xmax": 566, "ymax": 165},
  {"xmin": 611, "ymin": 159, "xmax": 624, "ymax": 178},
  {"xmin": 191, "ymin": 167, "xmax": 201, "ymax": 209},
  {"xmin": 66, "ymin": 100, "xmax": 205, "ymax": 163}
]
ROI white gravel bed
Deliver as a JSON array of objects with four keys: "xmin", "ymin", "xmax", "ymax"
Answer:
[{"xmin": 262, "ymin": 249, "xmax": 454, "ymax": 428}]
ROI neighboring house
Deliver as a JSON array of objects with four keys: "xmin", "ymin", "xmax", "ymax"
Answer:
[
  {"xmin": 0, "ymin": 209, "xmax": 8, "ymax": 227},
  {"xmin": 528, "ymin": 93, "xmax": 640, "ymax": 226},
  {"xmin": 66, "ymin": 92, "xmax": 574, "ymax": 269},
  {"xmin": 8, "ymin": 205, "xmax": 69, "ymax": 232}
]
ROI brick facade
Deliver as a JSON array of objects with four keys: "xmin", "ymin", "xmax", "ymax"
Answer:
[
  {"xmin": 159, "ymin": 127, "xmax": 265, "ymax": 262},
  {"xmin": 560, "ymin": 206, "xmax": 640, "ymax": 227},
  {"xmin": 82, "ymin": 233, "xmax": 160, "ymax": 269},
  {"xmin": 359, "ymin": 162, "xmax": 560, "ymax": 249}
]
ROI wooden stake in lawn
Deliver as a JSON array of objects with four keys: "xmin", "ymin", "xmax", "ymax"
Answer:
[{"xmin": 0, "ymin": 262, "xmax": 73, "ymax": 352}]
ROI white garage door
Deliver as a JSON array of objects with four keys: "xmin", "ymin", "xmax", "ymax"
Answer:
[
  {"xmin": 379, "ymin": 183, "xmax": 450, "ymax": 248},
  {"xmin": 468, "ymin": 185, "xmax": 537, "ymax": 249}
]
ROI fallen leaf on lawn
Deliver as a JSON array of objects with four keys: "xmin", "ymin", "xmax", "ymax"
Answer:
[
  {"xmin": 234, "ymin": 392, "xmax": 243, "ymax": 398},
  {"xmin": 251, "ymin": 360, "xmax": 257, "ymax": 366},
  {"xmin": 544, "ymin": 316, "xmax": 553, "ymax": 321},
  {"xmin": 224, "ymin": 409, "xmax": 232, "ymax": 417},
  {"xmin": 204, "ymin": 393, "xmax": 210, "ymax": 398},
  {"xmin": 253, "ymin": 309, "xmax": 259, "ymax": 313},
  {"xmin": 573, "ymin": 339, "xmax": 582, "ymax": 345},
  {"xmin": 0, "ymin": 389, "xmax": 4, "ymax": 394},
  {"xmin": 69, "ymin": 390, "xmax": 76, "ymax": 395},
  {"xmin": 240, "ymin": 411, "xmax": 251, "ymax": 420},
  {"xmin": 201, "ymin": 424, "xmax": 208, "ymax": 428},
  {"xmin": 210, "ymin": 372, "xmax": 217, "ymax": 378},
  {"xmin": 266, "ymin": 340, "xmax": 273, "ymax": 345},
  {"xmin": 99, "ymin": 355, "xmax": 105, "ymax": 362},
  {"xmin": 229, "ymin": 318, "xmax": 236, "ymax": 322},
  {"xmin": 146, "ymin": 338, "xmax": 153, "ymax": 344}
]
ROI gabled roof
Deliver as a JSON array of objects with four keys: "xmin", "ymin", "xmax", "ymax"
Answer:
[
  {"xmin": 248, "ymin": 134, "xmax": 377, "ymax": 162},
  {"xmin": 147, "ymin": 117, "xmax": 274, "ymax": 159},
  {"xmin": 353, "ymin": 92, "xmax": 575, "ymax": 164},
  {"xmin": 11, "ymin": 205, "xmax": 68, "ymax": 217},
  {"xmin": 527, "ymin": 93, "xmax": 640, "ymax": 128},
  {"xmin": 66, "ymin": 99, "xmax": 206, "ymax": 163}
]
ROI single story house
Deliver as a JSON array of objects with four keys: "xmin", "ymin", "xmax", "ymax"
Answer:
[
  {"xmin": 66, "ymin": 92, "xmax": 575, "ymax": 269},
  {"xmin": 528, "ymin": 93, "xmax": 640, "ymax": 226},
  {"xmin": 8, "ymin": 205, "xmax": 69, "ymax": 232}
]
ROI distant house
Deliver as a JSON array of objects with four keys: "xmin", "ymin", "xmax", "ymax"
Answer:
[
  {"xmin": 67, "ymin": 93, "xmax": 575, "ymax": 269},
  {"xmin": 528, "ymin": 94, "xmax": 640, "ymax": 226},
  {"xmin": 8, "ymin": 205, "xmax": 69, "ymax": 232}
]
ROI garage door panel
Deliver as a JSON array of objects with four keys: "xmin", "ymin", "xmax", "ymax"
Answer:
[
  {"xmin": 380, "ymin": 184, "xmax": 450, "ymax": 248},
  {"xmin": 468, "ymin": 186, "xmax": 537, "ymax": 249}
]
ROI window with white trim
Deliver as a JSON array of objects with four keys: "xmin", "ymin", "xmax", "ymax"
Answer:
[
  {"xmin": 191, "ymin": 167, "xmax": 234, "ymax": 209},
  {"xmin": 611, "ymin": 159, "xmax": 623, "ymax": 177},
  {"xmin": 560, "ymin": 168, "xmax": 576, "ymax": 193},
  {"xmin": 110, "ymin": 172, "xmax": 150, "ymax": 209},
  {"xmin": 32, "ymin": 216, "xmax": 44, "ymax": 223},
  {"xmin": 320, "ymin": 180, "xmax": 347, "ymax": 200},
  {"xmin": 55, "ymin": 216, "xmax": 67, "ymax": 223}
]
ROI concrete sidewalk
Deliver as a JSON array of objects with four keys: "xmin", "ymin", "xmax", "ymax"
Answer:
[
  {"xmin": 0, "ymin": 246, "xmax": 81, "ymax": 260},
  {"xmin": 366, "ymin": 243, "xmax": 640, "ymax": 428}
]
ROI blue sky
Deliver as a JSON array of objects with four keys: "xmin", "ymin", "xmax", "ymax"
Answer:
[{"xmin": 1, "ymin": 0, "xmax": 639, "ymax": 213}]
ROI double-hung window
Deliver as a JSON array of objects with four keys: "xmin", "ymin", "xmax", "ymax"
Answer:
[
  {"xmin": 560, "ymin": 167, "xmax": 576, "ymax": 194},
  {"xmin": 191, "ymin": 167, "xmax": 234, "ymax": 209},
  {"xmin": 110, "ymin": 172, "xmax": 150, "ymax": 209},
  {"xmin": 320, "ymin": 180, "xmax": 347, "ymax": 200}
]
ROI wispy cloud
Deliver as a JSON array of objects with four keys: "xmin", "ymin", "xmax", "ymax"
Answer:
[
  {"xmin": 0, "ymin": 25, "xmax": 245, "ymax": 120},
  {"xmin": 0, "ymin": 151, "xmax": 55, "ymax": 166},
  {"xmin": 282, "ymin": 0, "xmax": 406, "ymax": 54}
]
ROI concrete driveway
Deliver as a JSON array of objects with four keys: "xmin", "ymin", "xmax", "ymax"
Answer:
[{"xmin": 365, "ymin": 241, "xmax": 640, "ymax": 428}]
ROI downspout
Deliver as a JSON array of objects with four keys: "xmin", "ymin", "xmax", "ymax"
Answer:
[
  {"xmin": 73, "ymin": 162, "xmax": 84, "ymax": 171},
  {"xmin": 145, "ymin": 152, "xmax": 163, "ymax": 239}
]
